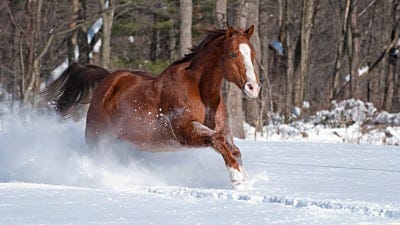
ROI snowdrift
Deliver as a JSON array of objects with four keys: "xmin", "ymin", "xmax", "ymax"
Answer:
[{"xmin": 246, "ymin": 99, "xmax": 400, "ymax": 145}]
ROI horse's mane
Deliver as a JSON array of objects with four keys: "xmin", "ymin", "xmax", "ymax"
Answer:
[{"xmin": 171, "ymin": 28, "xmax": 226, "ymax": 68}]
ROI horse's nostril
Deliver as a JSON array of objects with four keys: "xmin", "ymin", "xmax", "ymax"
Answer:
[{"xmin": 247, "ymin": 83, "xmax": 254, "ymax": 90}]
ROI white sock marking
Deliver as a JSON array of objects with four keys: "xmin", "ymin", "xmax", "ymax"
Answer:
[{"xmin": 227, "ymin": 166, "xmax": 247, "ymax": 182}]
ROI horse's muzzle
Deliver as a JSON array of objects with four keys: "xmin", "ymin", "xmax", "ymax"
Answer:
[{"xmin": 243, "ymin": 81, "xmax": 260, "ymax": 99}]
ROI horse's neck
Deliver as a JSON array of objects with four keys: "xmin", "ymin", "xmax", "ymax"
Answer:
[
  {"xmin": 193, "ymin": 52, "xmax": 224, "ymax": 130},
  {"xmin": 195, "ymin": 43, "xmax": 224, "ymax": 106},
  {"xmin": 198, "ymin": 64, "xmax": 223, "ymax": 105},
  {"xmin": 161, "ymin": 39, "xmax": 224, "ymax": 106}
]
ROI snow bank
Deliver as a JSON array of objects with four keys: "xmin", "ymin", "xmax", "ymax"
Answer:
[{"xmin": 247, "ymin": 99, "xmax": 400, "ymax": 145}]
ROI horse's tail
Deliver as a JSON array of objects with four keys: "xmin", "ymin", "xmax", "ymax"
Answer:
[{"xmin": 41, "ymin": 63, "xmax": 110, "ymax": 118}]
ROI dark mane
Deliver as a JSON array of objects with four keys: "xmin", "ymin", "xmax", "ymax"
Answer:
[{"xmin": 171, "ymin": 28, "xmax": 226, "ymax": 67}]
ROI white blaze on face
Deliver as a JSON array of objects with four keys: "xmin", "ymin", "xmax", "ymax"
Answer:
[
  {"xmin": 239, "ymin": 43, "xmax": 260, "ymax": 99},
  {"xmin": 239, "ymin": 43, "xmax": 256, "ymax": 82}
]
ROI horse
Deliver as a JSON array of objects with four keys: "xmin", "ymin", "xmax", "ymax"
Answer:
[{"xmin": 42, "ymin": 25, "xmax": 260, "ymax": 189}]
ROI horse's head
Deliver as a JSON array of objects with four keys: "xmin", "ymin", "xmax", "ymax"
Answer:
[{"xmin": 221, "ymin": 25, "xmax": 260, "ymax": 99}]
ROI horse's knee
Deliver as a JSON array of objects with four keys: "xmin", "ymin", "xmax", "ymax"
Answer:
[
  {"xmin": 211, "ymin": 133, "xmax": 240, "ymax": 152},
  {"xmin": 211, "ymin": 133, "xmax": 243, "ymax": 167},
  {"xmin": 211, "ymin": 133, "xmax": 225, "ymax": 144}
]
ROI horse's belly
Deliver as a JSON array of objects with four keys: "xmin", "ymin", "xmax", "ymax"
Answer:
[{"xmin": 117, "ymin": 116, "xmax": 181, "ymax": 151}]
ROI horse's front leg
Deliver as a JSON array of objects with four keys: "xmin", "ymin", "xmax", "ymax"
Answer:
[
  {"xmin": 211, "ymin": 132, "xmax": 249, "ymax": 188},
  {"xmin": 189, "ymin": 122, "xmax": 249, "ymax": 189}
]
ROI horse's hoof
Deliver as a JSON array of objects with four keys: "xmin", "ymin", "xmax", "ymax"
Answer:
[
  {"xmin": 231, "ymin": 178, "xmax": 250, "ymax": 190},
  {"xmin": 228, "ymin": 166, "xmax": 250, "ymax": 190}
]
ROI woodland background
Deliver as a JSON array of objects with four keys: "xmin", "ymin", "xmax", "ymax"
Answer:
[{"xmin": 0, "ymin": 0, "xmax": 399, "ymax": 138}]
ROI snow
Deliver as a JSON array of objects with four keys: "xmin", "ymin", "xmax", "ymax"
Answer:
[
  {"xmin": 358, "ymin": 66, "xmax": 369, "ymax": 76},
  {"xmin": 302, "ymin": 101, "xmax": 310, "ymax": 109},
  {"xmin": 128, "ymin": 35, "xmax": 135, "ymax": 43},
  {"xmin": 271, "ymin": 40, "xmax": 284, "ymax": 56},
  {"xmin": 92, "ymin": 39, "xmax": 102, "ymax": 53},
  {"xmin": 50, "ymin": 59, "xmax": 69, "ymax": 82},
  {"xmin": 0, "ymin": 104, "xmax": 400, "ymax": 224},
  {"xmin": 87, "ymin": 18, "xmax": 103, "ymax": 44},
  {"xmin": 247, "ymin": 99, "xmax": 400, "ymax": 145},
  {"xmin": 344, "ymin": 66, "xmax": 370, "ymax": 82}
]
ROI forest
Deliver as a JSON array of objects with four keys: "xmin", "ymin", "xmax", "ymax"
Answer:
[{"xmin": 0, "ymin": 0, "xmax": 399, "ymax": 138}]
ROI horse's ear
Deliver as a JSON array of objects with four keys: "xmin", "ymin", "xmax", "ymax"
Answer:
[
  {"xmin": 226, "ymin": 26, "xmax": 235, "ymax": 37},
  {"xmin": 244, "ymin": 25, "xmax": 254, "ymax": 38}
]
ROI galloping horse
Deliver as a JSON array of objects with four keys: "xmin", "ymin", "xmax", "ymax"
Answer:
[{"xmin": 43, "ymin": 26, "xmax": 260, "ymax": 188}]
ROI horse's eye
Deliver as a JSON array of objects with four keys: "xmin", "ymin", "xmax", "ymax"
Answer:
[{"xmin": 230, "ymin": 52, "xmax": 237, "ymax": 59}]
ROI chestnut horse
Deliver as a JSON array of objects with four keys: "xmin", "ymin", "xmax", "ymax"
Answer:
[{"xmin": 43, "ymin": 26, "xmax": 260, "ymax": 188}]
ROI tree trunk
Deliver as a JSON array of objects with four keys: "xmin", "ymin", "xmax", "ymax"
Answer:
[
  {"xmin": 365, "ymin": 2, "xmax": 377, "ymax": 103},
  {"xmin": 99, "ymin": 0, "xmax": 114, "ymax": 69},
  {"xmin": 150, "ymin": 13, "xmax": 159, "ymax": 62},
  {"xmin": 216, "ymin": 0, "xmax": 246, "ymax": 137},
  {"xmin": 224, "ymin": 0, "xmax": 246, "ymax": 138},
  {"xmin": 23, "ymin": 0, "xmax": 43, "ymax": 104},
  {"xmin": 383, "ymin": 57, "xmax": 395, "ymax": 111},
  {"xmin": 349, "ymin": 0, "xmax": 362, "ymax": 99},
  {"xmin": 294, "ymin": 0, "xmax": 317, "ymax": 113},
  {"xmin": 331, "ymin": 0, "xmax": 351, "ymax": 100},
  {"xmin": 169, "ymin": 25, "xmax": 178, "ymax": 61},
  {"xmin": 179, "ymin": 0, "xmax": 192, "ymax": 57},
  {"xmin": 279, "ymin": 0, "xmax": 296, "ymax": 122},
  {"xmin": 258, "ymin": 0, "xmax": 274, "ymax": 130},
  {"xmin": 243, "ymin": 0, "xmax": 262, "ymax": 131},
  {"xmin": 382, "ymin": 0, "xmax": 400, "ymax": 111},
  {"xmin": 68, "ymin": 0, "xmax": 80, "ymax": 63},
  {"xmin": 215, "ymin": 0, "xmax": 227, "ymax": 29},
  {"xmin": 77, "ymin": 0, "xmax": 90, "ymax": 65},
  {"xmin": 392, "ymin": 62, "xmax": 400, "ymax": 112}
]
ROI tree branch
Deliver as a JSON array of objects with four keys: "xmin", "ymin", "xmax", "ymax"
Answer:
[{"xmin": 358, "ymin": 0, "xmax": 377, "ymax": 17}]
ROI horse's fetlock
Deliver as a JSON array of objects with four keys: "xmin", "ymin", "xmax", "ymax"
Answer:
[{"xmin": 232, "ymin": 150, "xmax": 241, "ymax": 158}]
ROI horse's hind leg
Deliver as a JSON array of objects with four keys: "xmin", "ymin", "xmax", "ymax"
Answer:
[
  {"xmin": 188, "ymin": 122, "xmax": 249, "ymax": 189},
  {"xmin": 85, "ymin": 102, "xmax": 113, "ymax": 150}
]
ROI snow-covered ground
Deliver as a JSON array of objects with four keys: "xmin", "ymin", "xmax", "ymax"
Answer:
[{"xmin": 0, "ymin": 106, "xmax": 400, "ymax": 224}]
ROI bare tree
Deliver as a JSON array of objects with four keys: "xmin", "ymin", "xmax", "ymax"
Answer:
[
  {"xmin": 331, "ymin": 0, "xmax": 351, "ymax": 100},
  {"xmin": 215, "ymin": 0, "xmax": 227, "ymax": 29},
  {"xmin": 77, "ymin": 0, "xmax": 91, "ymax": 65},
  {"xmin": 224, "ymin": 0, "xmax": 246, "ymax": 138},
  {"xmin": 99, "ymin": 0, "xmax": 114, "ymax": 69},
  {"xmin": 278, "ymin": 0, "xmax": 300, "ymax": 122},
  {"xmin": 382, "ymin": 0, "xmax": 400, "ymax": 111},
  {"xmin": 23, "ymin": 0, "xmax": 44, "ymax": 103},
  {"xmin": 68, "ymin": 0, "xmax": 80, "ymax": 64},
  {"xmin": 349, "ymin": 0, "xmax": 361, "ymax": 99},
  {"xmin": 294, "ymin": 0, "xmax": 318, "ymax": 111},
  {"xmin": 179, "ymin": 0, "xmax": 192, "ymax": 57},
  {"xmin": 243, "ymin": 0, "xmax": 262, "ymax": 131}
]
